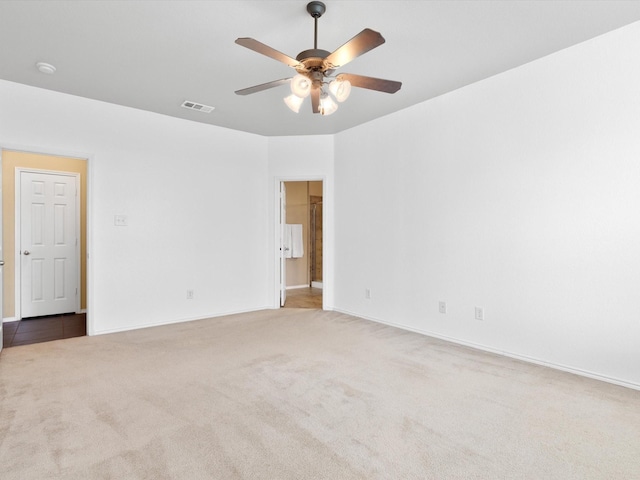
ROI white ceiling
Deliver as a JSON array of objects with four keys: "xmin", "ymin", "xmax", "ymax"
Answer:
[{"xmin": 1, "ymin": 1, "xmax": 640, "ymax": 137}]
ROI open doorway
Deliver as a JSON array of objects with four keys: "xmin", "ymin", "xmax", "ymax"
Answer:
[
  {"xmin": 281, "ymin": 180, "xmax": 323, "ymax": 309},
  {"xmin": 2, "ymin": 150, "xmax": 88, "ymax": 348}
]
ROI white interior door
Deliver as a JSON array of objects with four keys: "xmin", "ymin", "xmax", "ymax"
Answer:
[
  {"xmin": 280, "ymin": 182, "xmax": 287, "ymax": 307},
  {"xmin": 20, "ymin": 171, "xmax": 79, "ymax": 318}
]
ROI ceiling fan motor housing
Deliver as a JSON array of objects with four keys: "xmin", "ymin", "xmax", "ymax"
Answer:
[
  {"xmin": 296, "ymin": 49, "xmax": 331, "ymax": 70},
  {"xmin": 296, "ymin": 49, "xmax": 330, "ymax": 63},
  {"xmin": 295, "ymin": 52, "xmax": 334, "ymax": 87}
]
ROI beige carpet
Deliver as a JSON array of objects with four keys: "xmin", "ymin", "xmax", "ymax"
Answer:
[{"xmin": 1, "ymin": 309, "xmax": 639, "ymax": 479}]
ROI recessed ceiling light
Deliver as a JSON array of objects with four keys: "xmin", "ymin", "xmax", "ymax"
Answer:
[{"xmin": 36, "ymin": 62, "xmax": 56, "ymax": 74}]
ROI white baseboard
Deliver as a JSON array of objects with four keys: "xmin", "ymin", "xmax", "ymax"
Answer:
[
  {"xmin": 90, "ymin": 306, "xmax": 271, "ymax": 336},
  {"xmin": 284, "ymin": 283, "xmax": 323, "ymax": 290},
  {"xmin": 333, "ymin": 308, "xmax": 640, "ymax": 392}
]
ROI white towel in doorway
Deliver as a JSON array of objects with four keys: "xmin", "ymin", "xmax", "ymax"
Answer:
[
  {"xmin": 284, "ymin": 224, "xmax": 292, "ymax": 258},
  {"xmin": 285, "ymin": 224, "xmax": 304, "ymax": 258}
]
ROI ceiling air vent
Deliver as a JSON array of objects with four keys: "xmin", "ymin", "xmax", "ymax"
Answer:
[{"xmin": 181, "ymin": 100, "xmax": 215, "ymax": 113}]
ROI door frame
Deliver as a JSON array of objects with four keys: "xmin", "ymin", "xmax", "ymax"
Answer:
[
  {"xmin": 279, "ymin": 181, "xmax": 287, "ymax": 307},
  {"xmin": 1, "ymin": 145, "xmax": 92, "ymax": 334},
  {"xmin": 273, "ymin": 176, "xmax": 326, "ymax": 309},
  {"xmin": 15, "ymin": 168, "xmax": 81, "ymax": 320},
  {"xmin": 0, "ymin": 152, "xmax": 3, "ymax": 353}
]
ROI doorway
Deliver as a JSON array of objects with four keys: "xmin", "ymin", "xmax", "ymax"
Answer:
[
  {"xmin": 2, "ymin": 150, "xmax": 88, "ymax": 346},
  {"xmin": 280, "ymin": 180, "xmax": 323, "ymax": 309}
]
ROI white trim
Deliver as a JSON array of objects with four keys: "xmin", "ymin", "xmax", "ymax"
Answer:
[
  {"xmin": 286, "ymin": 284, "xmax": 310, "ymax": 290},
  {"xmin": 92, "ymin": 306, "xmax": 270, "ymax": 336},
  {"xmin": 311, "ymin": 281, "xmax": 323, "ymax": 289},
  {"xmin": 333, "ymin": 307, "xmax": 640, "ymax": 392}
]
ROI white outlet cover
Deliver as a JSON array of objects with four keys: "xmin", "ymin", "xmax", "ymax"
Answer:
[
  {"xmin": 439, "ymin": 301, "xmax": 447, "ymax": 314},
  {"xmin": 114, "ymin": 215, "xmax": 128, "ymax": 226},
  {"xmin": 475, "ymin": 307, "xmax": 484, "ymax": 321}
]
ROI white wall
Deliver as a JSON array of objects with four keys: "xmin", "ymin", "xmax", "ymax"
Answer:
[
  {"xmin": 334, "ymin": 22, "xmax": 640, "ymax": 388},
  {"xmin": 0, "ymin": 80, "xmax": 269, "ymax": 334},
  {"xmin": 268, "ymin": 135, "xmax": 334, "ymax": 309}
]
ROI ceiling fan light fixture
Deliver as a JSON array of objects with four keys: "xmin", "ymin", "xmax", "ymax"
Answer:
[
  {"xmin": 319, "ymin": 91, "xmax": 338, "ymax": 116},
  {"xmin": 234, "ymin": 2, "xmax": 401, "ymax": 116},
  {"xmin": 284, "ymin": 93, "xmax": 304, "ymax": 113},
  {"xmin": 329, "ymin": 78, "xmax": 351, "ymax": 102},
  {"xmin": 291, "ymin": 74, "xmax": 312, "ymax": 98}
]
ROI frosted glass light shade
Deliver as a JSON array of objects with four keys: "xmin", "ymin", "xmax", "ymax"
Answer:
[
  {"xmin": 329, "ymin": 79, "xmax": 351, "ymax": 102},
  {"xmin": 284, "ymin": 94, "xmax": 304, "ymax": 113},
  {"xmin": 291, "ymin": 74, "xmax": 312, "ymax": 98},
  {"xmin": 320, "ymin": 92, "xmax": 338, "ymax": 116}
]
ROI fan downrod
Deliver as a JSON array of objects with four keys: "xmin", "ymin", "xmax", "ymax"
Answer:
[{"xmin": 307, "ymin": 1, "xmax": 326, "ymax": 18}]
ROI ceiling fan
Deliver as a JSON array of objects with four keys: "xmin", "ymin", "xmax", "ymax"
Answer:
[{"xmin": 234, "ymin": 1, "xmax": 402, "ymax": 115}]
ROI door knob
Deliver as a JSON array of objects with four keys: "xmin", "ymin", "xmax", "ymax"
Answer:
[
  {"xmin": 23, "ymin": 250, "xmax": 30, "ymax": 256},
  {"xmin": 0, "ymin": 260, "xmax": 4, "ymax": 266}
]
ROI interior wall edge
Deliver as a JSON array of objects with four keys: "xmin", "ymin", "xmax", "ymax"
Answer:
[{"xmin": 267, "ymin": 133, "xmax": 335, "ymax": 310}]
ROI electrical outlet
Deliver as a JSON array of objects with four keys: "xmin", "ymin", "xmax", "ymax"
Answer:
[
  {"xmin": 475, "ymin": 307, "xmax": 484, "ymax": 321},
  {"xmin": 114, "ymin": 215, "xmax": 128, "ymax": 226},
  {"xmin": 186, "ymin": 290, "xmax": 194, "ymax": 300},
  {"xmin": 365, "ymin": 288, "xmax": 371, "ymax": 300},
  {"xmin": 439, "ymin": 301, "xmax": 447, "ymax": 314}
]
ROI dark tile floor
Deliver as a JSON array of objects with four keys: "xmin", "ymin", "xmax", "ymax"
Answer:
[{"xmin": 2, "ymin": 313, "xmax": 86, "ymax": 348}]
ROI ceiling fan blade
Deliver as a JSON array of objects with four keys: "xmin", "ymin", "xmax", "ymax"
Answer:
[
  {"xmin": 311, "ymin": 87, "xmax": 320, "ymax": 113},
  {"xmin": 324, "ymin": 29, "xmax": 385, "ymax": 69},
  {"xmin": 336, "ymin": 73, "xmax": 402, "ymax": 94},
  {"xmin": 235, "ymin": 78, "xmax": 292, "ymax": 96},
  {"xmin": 235, "ymin": 38, "xmax": 302, "ymax": 69}
]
